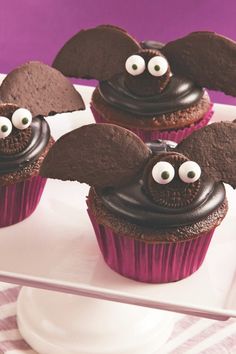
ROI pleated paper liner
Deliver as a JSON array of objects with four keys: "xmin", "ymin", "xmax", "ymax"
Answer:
[
  {"xmin": 0, "ymin": 175, "xmax": 47, "ymax": 227},
  {"xmin": 88, "ymin": 205, "xmax": 215, "ymax": 283}
]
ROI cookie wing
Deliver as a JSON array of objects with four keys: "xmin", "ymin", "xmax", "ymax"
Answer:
[
  {"xmin": 162, "ymin": 31, "xmax": 236, "ymax": 96},
  {"xmin": 176, "ymin": 122, "xmax": 236, "ymax": 188},
  {"xmin": 0, "ymin": 61, "xmax": 85, "ymax": 117},
  {"xmin": 52, "ymin": 25, "xmax": 140, "ymax": 81},
  {"xmin": 40, "ymin": 123, "xmax": 151, "ymax": 188}
]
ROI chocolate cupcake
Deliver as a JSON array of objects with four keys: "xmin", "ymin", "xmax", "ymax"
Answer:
[
  {"xmin": 40, "ymin": 122, "xmax": 236, "ymax": 283},
  {"xmin": 52, "ymin": 26, "xmax": 236, "ymax": 142},
  {"xmin": 0, "ymin": 61, "xmax": 84, "ymax": 227}
]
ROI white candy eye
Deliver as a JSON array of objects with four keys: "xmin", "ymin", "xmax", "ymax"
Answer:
[
  {"xmin": 125, "ymin": 55, "xmax": 146, "ymax": 76},
  {"xmin": 178, "ymin": 161, "xmax": 201, "ymax": 183},
  {"xmin": 0, "ymin": 116, "xmax": 12, "ymax": 139},
  {"xmin": 12, "ymin": 108, "xmax": 32, "ymax": 130},
  {"xmin": 147, "ymin": 56, "xmax": 169, "ymax": 77},
  {"xmin": 152, "ymin": 161, "xmax": 175, "ymax": 184}
]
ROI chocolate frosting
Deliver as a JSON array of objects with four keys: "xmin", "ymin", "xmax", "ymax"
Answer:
[
  {"xmin": 98, "ymin": 142, "xmax": 225, "ymax": 228},
  {"xmin": 99, "ymin": 176, "xmax": 225, "ymax": 228},
  {"xmin": 0, "ymin": 117, "xmax": 50, "ymax": 174},
  {"xmin": 98, "ymin": 74, "xmax": 204, "ymax": 116}
]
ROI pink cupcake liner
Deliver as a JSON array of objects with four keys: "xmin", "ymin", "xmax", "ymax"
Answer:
[
  {"xmin": 88, "ymin": 206, "xmax": 215, "ymax": 283},
  {"xmin": 0, "ymin": 175, "xmax": 47, "ymax": 228},
  {"xmin": 91, "ymin": 104, "xmax": 214, "ymax": 143}
]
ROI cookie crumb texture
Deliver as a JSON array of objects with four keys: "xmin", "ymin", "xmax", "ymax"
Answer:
[
  {"xmin": 40, "ymin": 123, "xmax": 150, "ymax": 188},
  {"xmin": 0, "ymin": 61, "xmax": 85, "ymax": 117}
]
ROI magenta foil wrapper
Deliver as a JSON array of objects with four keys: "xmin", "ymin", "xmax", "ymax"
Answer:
[
  {"xmin": 91, "ymin": 104, "xmax": 214, "ymax": 143},
  {"xmin": 88, "ymin": 207, "xmax": 215, "ymax": 283},
  {"xmin": 0, "ymin": 175, "xmax": 47, "ymax": 228}
]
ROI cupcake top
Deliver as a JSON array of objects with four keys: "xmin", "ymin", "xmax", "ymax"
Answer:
[
  {"xmin": 98, "ymin": 151, "xmax": 225, "ymax": 229},
  {"xmin": 98, "ymin": 74, "xmax": 203, "ymax": 116},
  {"xmin": 52, "ymin": 25, "xmax": 236, "ymax": 117},
  {"xmin": 0, "ymin": 61, "xmax": 85, "ymax": 185},
  {"xmin": 40, "ymin": 122, "xmax": 236, "ymax": 239},
  {"xmin": 0, "ymin": 103, "xmax": 50, "ymax": 175}
]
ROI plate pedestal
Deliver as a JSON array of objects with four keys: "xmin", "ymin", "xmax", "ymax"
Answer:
[{"xmin": 17, "ymin": 287, "xmax": 175, "ymax": 354}]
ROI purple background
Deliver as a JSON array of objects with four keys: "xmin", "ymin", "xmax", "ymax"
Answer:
[{"xmin": 0, "ymin": 0, "xmax": 236, "ymax": 104}]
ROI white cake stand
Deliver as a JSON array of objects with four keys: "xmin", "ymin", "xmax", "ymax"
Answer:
[{"xmin": 17, "ymin": 287, "xmax": 175, "ymax": 354}]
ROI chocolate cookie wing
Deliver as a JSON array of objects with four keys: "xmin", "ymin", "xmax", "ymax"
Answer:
[
  {"xmin": 0, "ymin": 61, "xmax": 85, "ymax": 117},
  {"xmin": 40, "ymin": 123, "xmax": 151, "ymax": 188},
  {"xmin": 52, "ymin": 25, "xmax": 140, "ymax": 81},
  {"xmin": 176, "ymin": 122, "xmax": 236, "ymax": 188},
  {"xmin": 162, "ymin": 31, "xmax": 236, "ymax": 96}
]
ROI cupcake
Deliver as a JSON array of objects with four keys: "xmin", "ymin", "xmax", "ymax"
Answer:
[
  {"xmin": 0, "ymin": 61, "xmax": 85, "ymax": 227},
  {"xmin": 40, "ymin": 122, "xmax": 236, "ymax": 283},
  {"xmin": 52, "ymin": 26, "xmax": 236, "ymax": 143}
]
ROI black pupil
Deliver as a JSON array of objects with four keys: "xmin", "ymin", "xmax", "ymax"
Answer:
[
  {"xmin": 154, "ymin": 65, "xmax": 160, "ymax": 71},
  {"xmin": 161, "ymin": 171, "xmax": 169, "ymax": 180},
  {"xmin": 132, "ymin": 64, "xmax": 138, "ymax": 70},
  {"xmin": 22, "ymin": 117, "xmax": 29, "ymax": 125},
  {"xmin": 187, "ymin": 171, "xmax": 195, "ymax": 179},
  {"xmin": 1, "ymin": 125, "xmax": 8, "ymax": 132}
]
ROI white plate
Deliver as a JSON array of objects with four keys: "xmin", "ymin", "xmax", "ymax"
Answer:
[{"xmin": 0, "ymin": 81, "xmax": 236, "ymax": 321}]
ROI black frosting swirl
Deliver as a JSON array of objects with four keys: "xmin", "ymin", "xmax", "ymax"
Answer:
[
  {"xmin": 97, "ymin": 142, "xmax": 225, "ymax": 228},
  {"xmin": 99, "ymin": 178, "xmax": 225, "ymax": 228},
  {"xmin": 0, "ymin": 117, "xmax": 50, "ymax": 174},
  {"xmin": 98, "ymin": 74, "xmax": 204, "ymax": 116}
]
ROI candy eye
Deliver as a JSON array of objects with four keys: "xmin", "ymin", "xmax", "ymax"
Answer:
[
  {"xmin": 125, "ymin": 55, "xmax": 146, "ymax": 76},
  {"xmin": 12, "ymin": 108, "xmax": 32, "ymax": 130},
  {"xmin": 152, "ymin": 161, "xmax": 175, "ymax": 184},
  {"xmin": 0, "ymin": 116, "xmax": 12, "ymax": 139},
  {"xmin": 178, "ymin": 161, "xmax": 201, "ymax": 183},
  {"xmin": 147, "ymin": 56, "xmax": 169, "ymax": 77}
]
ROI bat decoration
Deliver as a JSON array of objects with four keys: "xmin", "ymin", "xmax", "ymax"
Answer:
[
  {"xmin": 40, "ymin": 123, "xmax": 151, "ymax": 188},
  {"xmin": 53, "ymin": 25, "xmax": 236, "ymax": 97},
  {"xmin": 53, "ymin": 25, "xmax": 140, "ymax": 82},
  {"xmin": 162, "ymin": 31, "xmax": 236, "ymax": 96},
  {"xmin": 0, "ymin": 61, "xmax": 85, "ymax": 116},
  {"xmin": 0, "ymin": 61, "xmax": 85, "ymax": 175},
  {"xmin": 40, "ymin": 121, "xmax": 236, "ymax": 228}
]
